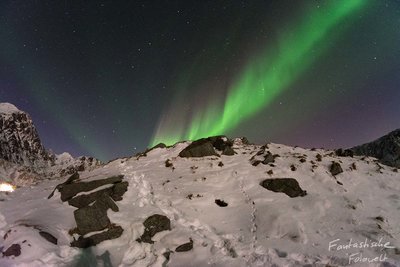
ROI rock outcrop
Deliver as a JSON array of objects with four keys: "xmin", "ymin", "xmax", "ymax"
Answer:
[
  {"xmin": 137, "ymin": 214, "xmax": 171, "ymax": 244},
  {"xmin": 0, "ymin": 103, "xmax": 101, "ymax": 185},
  {"xmin": 329, "ymin": 161, "xmax": 343, "ymax": 176},
  {"xmin": 260, "ymin": 178, "xmax": 307, "ymax": 198},
  {"xmin": 179, "ymin": 136, "xmax": 235, "ymax": 158},
  {"xmin": 250, "ymin": 146, "xmax": 280, "ymax": 166},
  {"xmin": 52, "ymin": 173, "xmax": 128, "ymax": 248},
  {"xmin": 0, "ymin": 103, "xmax": 53, "ymax": 167},
  {"xmin": 351, "ymin": 129, "xmax": 400, "ymax": 168}
]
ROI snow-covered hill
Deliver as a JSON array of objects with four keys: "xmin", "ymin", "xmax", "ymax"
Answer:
[{"xmin": 0, "ymin": 138, "xmax": 399, "ymax": 267}]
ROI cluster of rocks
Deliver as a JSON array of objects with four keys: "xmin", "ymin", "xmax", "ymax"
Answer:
[
  {"xmin": 179, "ymin": 136, "xmax": 235, "ymax": 157},
  {"xmin": 250, "ymin": 146, "xmax": 280, "ymax": 166},
  {"xmin": 49, "ymin": 173, "xmax": 128, "ymax": 248},
  {"xmin": 135, "ymin": 214, "xmax": 193, "ymax": 265}
]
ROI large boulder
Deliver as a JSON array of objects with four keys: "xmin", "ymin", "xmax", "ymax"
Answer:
[
  {"xmin": 175, "ymin": 238, "xmax": 193, "ymax": 252},
  {"xmin": 179, "ymin": 136, "xmax": 235, "ymax": 158},
  {"xmin": 179, "ymin": 139, "xmax": 218, "ymax": 158},
  {"xmin": 68, "ymin": 181, "xmax": 128, "ymax": 208},
  {"xmin": 137, "ymin": 214, "xmax": 171, "ymax": 244},
  {"xmin": 59, "ymin": 175, "xmax": 129, "ymax": 248},
  {"xmin": 73, "ymin": 194, "xmax": 119, "ymax": 236},
  {"xmin": 2, "ymin": 244, "xmax": 21, "ymax": 257},
  {"xmin": 330, "ymin": 161, "xmax": 343, "ymax": 176},
  {"xmin": 260, "ymin": 178, "xmax": 307, "ymax": 198},
  {"xmin": 59, "ymin": 175, "xmax": 124, "ymax": 201},
  {"xmin": 71, "ymin": 225, "xmax": 123, "ymax": 248}
]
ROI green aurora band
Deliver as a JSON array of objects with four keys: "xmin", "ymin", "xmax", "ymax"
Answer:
[{"xmin": 151, "ymin": 0, "xmax": 367, "ymax": 146}]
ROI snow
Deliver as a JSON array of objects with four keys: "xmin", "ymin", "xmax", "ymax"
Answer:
[
  {"xmin": 55, "ymin": 153, "xmax": 74, "ymax": 165},
  {"xmin": 0, "ymin": 141, "xmax": 399, "ymax": 266},
  {"xmin": 0, "ymin": 103, "xmax": 21, "ymax": 115}
]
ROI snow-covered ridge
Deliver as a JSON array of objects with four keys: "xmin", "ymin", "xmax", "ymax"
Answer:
[
  {"xmin": 0, "ymin": 139, "xmax": 399, "ymax": 266},
  {"xmin": 0, "ymin": 103, "xmax": 21, "ymax": 115}
]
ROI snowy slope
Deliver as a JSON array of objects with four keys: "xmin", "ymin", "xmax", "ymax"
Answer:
[
  {"xmin": 0, "ymin": 103, "xmax": 21, "ymax": 115},
  {"xmin": 0, "ymin": 139, "xmax": 399, "ymax": 267}
]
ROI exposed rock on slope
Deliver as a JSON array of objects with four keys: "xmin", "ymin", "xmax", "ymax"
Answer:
[
  {"xmin": 260, "ymin": 178, "xmax": 307, "ymax": 198},
  {"xmin": 50, "ymin": 173, "xmax": 128, "ymax": 248},
  {"xmin": 179, "ymin": 136, "xmax": 235, "ymax": 157},
  {"xmin": 351, "ymin": 129, "xmax": 400, "ymax": 168}
]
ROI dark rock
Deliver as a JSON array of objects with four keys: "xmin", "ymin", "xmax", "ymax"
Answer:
[
  {"xmin": 60, "ymin": 175, "xmax": 124, "ymax": 201},
  {"xmin": 351, "ymin": 129, "xmax": 400, "ymax": 168},
  {"xmin": 335, "ymin": 148, "xmax": 354, "ymax": 157},
  {"xmin": 240, "ymin": 137, "xmax": 250, "ymax": 145},
  {"xmin": 222, "ymin": 146, "xmax": 235, "ymax": 156},
  {"xmin": 215, "ymin": 199, "xmax": 228, "ymax": 207},
  {"xmin": 48, "ymin": 172, "xmax": 80, "ymax": 199},
  {"xmin": 152, "ymin": 143, "xmax": 167, "ymax": 149},
  {"xmin": 39, "ymin": 231, "xmax": 57, "ymax": 245},
  {"xmin": 2, "ymin": 244, "xmax": 21, "ymax": 257},
  {"xmin": 218, "ymin": 161, "xmax": 224, "ymax": 167},
  {"xmin": 260, "ymin": 178, "xmax": 307, "ymax": 198},
  {"xmin": 262, "ymin": 152, "xmax": 275, "ymax": 164},
  {"xmin": 251, "ymin": 150, "xmax": 279, "ymax": 167},
  {"xmin": 179, "ymin": 139, "xmax": 218, "ymax": 158},
  {"xmin": 137, "ymin": 214, "xmax": 171, "ymax": 244},
  {"xmin": 330, "ymin": 161, "xmax": 343, "ymax": 176},
  {"xmin": 290, "ymin": 165, "xmax": 297, "ymax": 171},
  {"xmin": 316, "ymin": 154, "xmax": 322, "ymax": 162},
  {"xmin": 67, "ymin": 181, "xmax": 128, "ymax": 208},
  {"xmin": 165, "ymin": 159, "xmax": 173, "ymax": 168},
  {"xmin": 71, "ymin": 225, "xmax": 123, "ymax": 248},
  {"xmin": 175, "ymin": 238, "xmax": 193, "ymax": 252},
  {"xmin": 135, "ymin": 143, "xmax": 167, "ymax": 158},
  {"xmin": 351, "ymin": 162, "xmax": 357, "ymax": 170},
  {"xmin": 111, "ymin": 181, "xmax": 129, "ymax": 201},
  {"xmin": 73, "ymin": 195, "xmax": 118, "ymax": 235},
  {"xmin": 267, "ymin": 170, "xmax": 273, "ymax": 175},
  {"xmin": 163, "ymin": 250, "xmax": 172, "ymax": 260},
  {"xmin": 212, "ymin": 137, "xmax": 229, "ymax": 151},
  {"xmin": 179, "ymin": 136, "xmax": 235, "ymax": 157}
]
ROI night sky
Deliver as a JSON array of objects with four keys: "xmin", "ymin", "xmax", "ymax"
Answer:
[{"xmin": 0, "ymin": 1, "xmax": 399, "ymax": 161}]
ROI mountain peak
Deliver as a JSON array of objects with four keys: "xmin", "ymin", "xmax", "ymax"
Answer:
[{"xmin": 0, "ymin": 103, "xmax": 21, "ymax": 115}]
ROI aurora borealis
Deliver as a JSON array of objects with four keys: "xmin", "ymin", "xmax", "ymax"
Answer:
[
  {"xmin": 0, "ymin": 1, "xmax": 399, "ymax": 161},
  {"xmin": 151, "ymin": 0, "xmax": 367, "ymax": 146}
]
